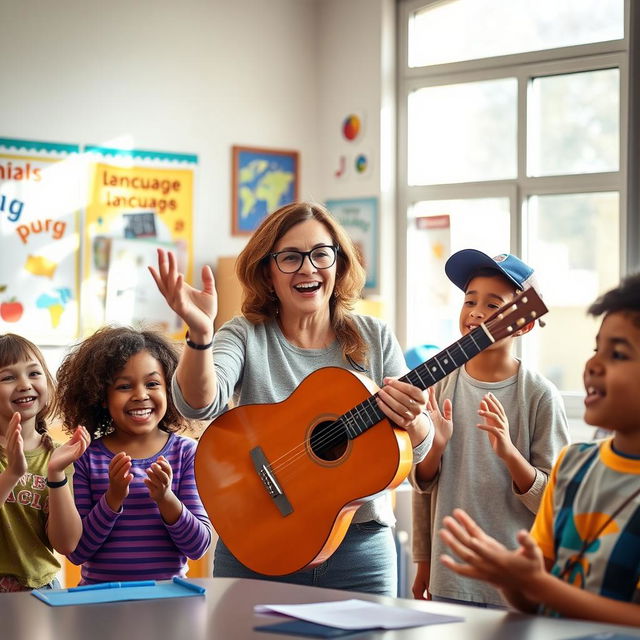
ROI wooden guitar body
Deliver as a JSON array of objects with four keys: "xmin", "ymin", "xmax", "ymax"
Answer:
[{"xmin": 194, "ymin": 366, "xmax": 413, "ymax": 576}]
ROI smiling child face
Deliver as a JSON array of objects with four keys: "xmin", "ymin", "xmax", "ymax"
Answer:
[{"xmin": 583, "ymin": 311, "xmax": 640, "ymax": 434}]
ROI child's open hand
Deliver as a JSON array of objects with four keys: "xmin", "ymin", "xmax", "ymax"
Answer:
[
  {"xmin": 439, "ymin": 508, "xmax": 546, "ymax": 596},
  {"xmin": 144, "ymin": 456, "xmax": 174, "ymax": 504},
  {"xmin": 477, "ymin": 392, "xmax": 516, "ymax": 459},
  {"xmin": 5, "ymin": 412, "xmax": 27, "ymax": 480},
  {"xmin": 426, "ymin": 386, "xmax": 453, "ymax": 443},
  {"xmin": 105, "ymin": 451, "xmax": 133, "ymax": 511},
  {"xmin": 48, "ymin": 426, "xmax": 91, "ymax": 474},
  {"xmin": 144, "ymin": 456, "xmax": 182, "ymax": 525}
]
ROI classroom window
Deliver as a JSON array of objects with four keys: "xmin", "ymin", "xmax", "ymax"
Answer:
[
  {"xmin": 398, "ymin": 0, "xmax": 633, "ymax": 422},
  {"xmin": 408, "ymin": 79, "xmax": 517, "ymax": 185},
  {"xmin": 406, "ymin": 198, "xmax": 510, "ymax": 350},
  {"xmin": 528, "ymin": 69, "xmax": 620, "ymax": 177},
  {"xmin": 409, "ymin": 0, "xmax": 624, "ymax": 68},
  {"xmin": 524, "ymin": 192, "xmax": 620, "ymax": 393}
]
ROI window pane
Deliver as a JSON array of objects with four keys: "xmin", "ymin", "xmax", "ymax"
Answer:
[
  {"xmin": 409, "ymin": 0, "xmax": 624, "ymax": 68},
  {"xmin": 528, "ymin": 69, "xmax": 620, "ymax": 176},
  {"xmin": 524, "ymin": 192, "xmax": 620, "ymax": 394},
  {"xmin": 406, "ymin": 198, "xmax": 510, "ymax": 351},
  {"xmin": 408, "ymin": 79, "xmax": 517, "ymax": 185}
]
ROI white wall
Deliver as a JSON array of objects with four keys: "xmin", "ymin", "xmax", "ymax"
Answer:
[
  {"xmin": 0, "ymin": 0, "xmax": 396, "ymax": 356},
  {"xmin": 317, "ymin": 0, "xmax": 397, "ymax": 323},
  {"xmin": 0, "ymin": 0, "xmax": 322, "ymax": 275}
]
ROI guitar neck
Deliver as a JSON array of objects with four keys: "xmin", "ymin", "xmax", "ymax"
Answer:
[
  {"xmin": 340, "ymin": 325, "xmax": 494, "ymax": 440},
  {"xmin": 400, "ymin": 325, "xmax": 494, "ymax": 391}
]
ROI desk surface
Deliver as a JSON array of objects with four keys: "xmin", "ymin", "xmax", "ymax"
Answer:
[{"xmin": 3, "ymin": 577, "xmax": 638, "ymax": 639}]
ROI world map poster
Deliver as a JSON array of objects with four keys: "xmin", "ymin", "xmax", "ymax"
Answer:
[
  {"xmin": 232, "ymin": 146, "xmax": 298, "ymax": 235},
  {"xmin": 0, "ymin": 138, "xmax": 81, "ymax": 344}
]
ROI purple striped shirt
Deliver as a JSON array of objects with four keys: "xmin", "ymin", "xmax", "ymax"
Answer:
[{"xmin": 68, "ymin": 434, "xmax": 212, "ymax": 584}]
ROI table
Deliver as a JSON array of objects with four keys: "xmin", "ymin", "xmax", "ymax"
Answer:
[{"xmin": 3, "ymin": 577, "xmax": 638, "ymax": 639}]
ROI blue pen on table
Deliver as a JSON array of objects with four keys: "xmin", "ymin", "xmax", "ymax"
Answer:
[
  {"xmin": 68, "ymin": 580, "xmax": 156, "ymax": 592},
  {"xmin": 172, "ymin": 576, "xmax": 206, "ymax": 594}
]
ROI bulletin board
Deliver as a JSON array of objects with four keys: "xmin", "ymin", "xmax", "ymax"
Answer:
[
  {"xmin": 81, "ymin": 146, "xmax": 197, "ymax": 337},
  {"xmin": 0, "ymin": 137, "xmax": 198, "ymax": 343},
  {"xmin": 0, "ymin": 137, "xmax": 81, "ymax": 344},
  {"xmin": 325, "ymin": 197, "xmax": 378, "ymax": 291}
]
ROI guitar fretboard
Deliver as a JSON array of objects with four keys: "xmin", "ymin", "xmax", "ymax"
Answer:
[{"xmin": 338, "ymin": 325, "xmax": 494, "ymax": 439}]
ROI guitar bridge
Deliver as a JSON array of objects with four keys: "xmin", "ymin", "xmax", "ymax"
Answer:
[{"xmin": 250, "ymin": 447, "xmax": 293, "ymax": 517}]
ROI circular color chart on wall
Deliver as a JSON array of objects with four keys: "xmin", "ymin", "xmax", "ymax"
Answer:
[{"xmin": 342, "ymin": 114, "xmax": 361, "ymax": 141}]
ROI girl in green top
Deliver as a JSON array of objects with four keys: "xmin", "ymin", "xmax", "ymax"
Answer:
[{"xmin": 0, "ymin": 333, "xmax": 90, "ymax": 591}]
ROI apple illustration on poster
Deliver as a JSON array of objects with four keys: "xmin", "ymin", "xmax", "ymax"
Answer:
[{"xmin": 0, "ymin": 289, "xmax": 24, "ymax": 323}]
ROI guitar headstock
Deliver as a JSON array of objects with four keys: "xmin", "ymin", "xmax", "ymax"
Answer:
[{"xmin": 483, "ymin": 287, "xmax": 548, "ymax": 342}]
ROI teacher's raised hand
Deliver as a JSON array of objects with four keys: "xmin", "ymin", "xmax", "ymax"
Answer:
[{"xmin": 149, "ymin": 248, "xmax": 218, "ymax": 342}]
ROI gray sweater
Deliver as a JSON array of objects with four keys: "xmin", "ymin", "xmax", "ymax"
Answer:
[
  {"xmin": 173, "ymin": 314, "xmax": 433, "ymax": 526},
  {"xmin": 410, "ymin": 364, "xmax": 569, "ymax": 605}
]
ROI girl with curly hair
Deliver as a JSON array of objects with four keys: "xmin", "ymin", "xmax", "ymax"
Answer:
[{"xmin": 56, "ymin": 326, "xmax": 212, "ymax": 584}]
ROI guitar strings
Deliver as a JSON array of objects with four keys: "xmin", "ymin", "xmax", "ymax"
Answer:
[
  {"xmin": 272, "ymin": 298, "xmax": 535, "ymax": 477},
  {"xmin": 267, "ymin": 314, "xmax": 516, "ymax": 480},
  {"xmin": 269, "ymin": 300, "xmax": 537, "ymax": 484},
  {"xmin": 269, "ymin": 327, "xmax": 492, "ymax": 478},
  {"xmin": 273, "ymin": 298, "xmax": 533, "ymax": 478},
  {"xmin": 267, "ymin": 328, "xmax": 494, "ymax": 480}
]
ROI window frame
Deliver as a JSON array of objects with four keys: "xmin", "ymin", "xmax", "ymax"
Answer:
[{"xmin": 397, "ymin": 0, "xmax": 637, "ymax": 418}]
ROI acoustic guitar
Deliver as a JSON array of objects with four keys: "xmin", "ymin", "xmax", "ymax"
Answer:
[{"xmin": 194, "ymin": 287, "xmax": 548, "ymax": 575}]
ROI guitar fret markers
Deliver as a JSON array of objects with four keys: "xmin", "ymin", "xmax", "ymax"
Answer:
[{"xmin": 341, "ymin": 325, "xmax": 495, "ymax": 440}]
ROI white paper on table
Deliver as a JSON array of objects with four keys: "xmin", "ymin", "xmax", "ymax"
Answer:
[{"xmin": 254, "ymin": 599, "xmax": 464, "ymax": 630}]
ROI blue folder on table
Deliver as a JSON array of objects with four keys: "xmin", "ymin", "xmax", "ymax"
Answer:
[{"xmin": 32, "ymin": 576, "xmax": 205, "ymax": 606}]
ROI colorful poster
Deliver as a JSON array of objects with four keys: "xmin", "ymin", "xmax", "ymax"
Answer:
[
  {"xmin": 82, "ymin": 146, "xmax": 196, "ymax": 336},
  {"xmin": 415, "ymin": 214, "xmax": 451, "ymax": 306},
  {"xmin": 325, "ymin": 197, "xmax": 378, "ymax": 291},
  {"xmin": 405, "ymin": 214, "xmax": 452, "ymax": 350},
  {"xmin": 0, "ymin": 138, "xmax": 81, "ymax": 343},
  {"xmin": 104, "ymin": 238, "xmax": 185, "ymax": 334}
]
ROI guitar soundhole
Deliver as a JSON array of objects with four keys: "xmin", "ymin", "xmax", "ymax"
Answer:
[{"xmin": 309, "ymin": 420, "xmax": 348, "ymax": 462}]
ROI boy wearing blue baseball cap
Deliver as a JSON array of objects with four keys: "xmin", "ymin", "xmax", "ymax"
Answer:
[
  {"xmin": 411, "ymin": 249, "xmax": 570, "ymax": 607},
  {"xmin": 444, "ymin": 249, "xmax": 538, "ymax": 293}
]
